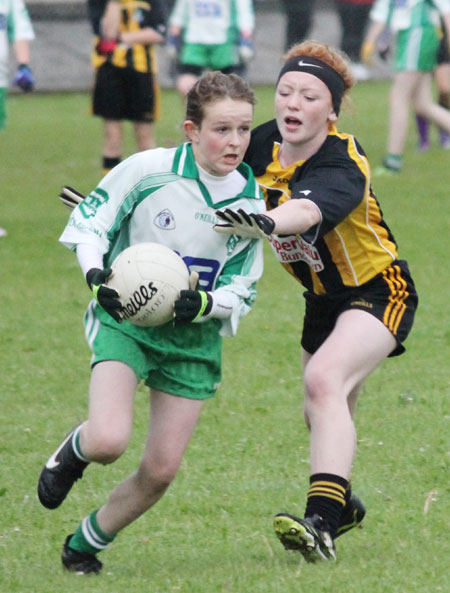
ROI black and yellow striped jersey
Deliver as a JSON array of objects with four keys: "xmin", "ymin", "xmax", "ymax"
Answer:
[
  {"xmin": 90, "ymin": 0, "xmax": 167, "ymax": 73},
  {"xmin": 244, "ymin": 119, "xmax": 399, "ymax": 295}
]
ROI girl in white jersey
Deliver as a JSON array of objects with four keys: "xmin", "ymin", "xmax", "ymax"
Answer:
[
  {"xmin": 168, "ymin": 0, "xmax": 254, "ymax": 95},
  {"xmin": 362, "ymin": 0, "xmax": 450, "ymax": 173},
  {"xmin": 37, "ymin": 71, "xmax": 265, "ymax": 574}
]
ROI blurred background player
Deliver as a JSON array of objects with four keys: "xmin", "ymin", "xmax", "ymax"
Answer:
[
  {"xmin": 416, "ymin": 23, "xmax": 450, "ymax": 150},
  {"xmin": 167, "ymin": 0, "xmax": 254, "ymax": 96},
  {"xmin": 0, "ymin": 0, "xmax": 35, "ymax": 237},
  {"xmin": 281, "ymin": 0, "xmax": 316, "ymax": 49},
  {"xmin": 362, "ymin": 0, "xmax": 450, "ymax": 174},
  {"xmin": 87, "ymin": 0, "xmax": 167, "ymax": 175},
  {"xmin": 334, "ymin": 0, "xmax": 375, "ymax": 81}
]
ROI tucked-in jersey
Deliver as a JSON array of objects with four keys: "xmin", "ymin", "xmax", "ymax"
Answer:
[
  {"xmin": 169, "ymin": 0, "xmax": 254, "ymax": 45},
  {"xmin": 244, "ymin": 119, "xmax": 399, "ymax": 296},
  {"xmin": 369, "ymin": 0, "xmax": 450, "ymax": 30},
  {"xmin": 0, "ymin": 0, "xmax": 34, "ymax": 87},
  {"xmin": 89, "ymin": 0, "xmax": 167, "ymax": 73},
  {"xmin": 60, "ymin": 143, "xmax": 265, "ymax": 336}
]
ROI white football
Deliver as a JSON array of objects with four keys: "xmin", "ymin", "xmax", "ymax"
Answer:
[{"xmin": 108, "ymin": 242, "xmax": 190, "ymax": 327}]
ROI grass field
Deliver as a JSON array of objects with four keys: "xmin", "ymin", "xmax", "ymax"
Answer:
[{"xmin": 0, "ymin": 82, "xmax": 449, "ymax": 593}]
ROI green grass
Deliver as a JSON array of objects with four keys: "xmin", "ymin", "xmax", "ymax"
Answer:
[{"xmin": 1, "ymin": 83, "xmax": 449, "ymax": 593}]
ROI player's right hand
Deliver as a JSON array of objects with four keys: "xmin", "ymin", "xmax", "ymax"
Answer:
[
  {"xmin": 214, "ymin": 208, "xmax": 275, "ymax": 238},
  {"xmin": 59, "ymin": 186, "xmax": 85, "ymax": 210},
  {"xmin": 86, "ymin": 268, "xmax": 123, "ymax": 323}
]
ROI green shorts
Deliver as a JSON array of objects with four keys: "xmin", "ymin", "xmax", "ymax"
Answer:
[
  {"xmin": 395, "ymin": 26, "xmax": 440, "ymax": 72},
  {"xmin": 0, "ymin": 88, "xmax": 7, "ymax": 130},
  {"xmin": 180, "ymin": 42, "xmax": 237, "ymax": 70},
  {"xmin": 86, "ymin": 303, "xmax": 222, "ymax": 399}
]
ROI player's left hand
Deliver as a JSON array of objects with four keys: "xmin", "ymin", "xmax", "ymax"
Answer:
[
  {"xmin": 13, "ymin": 64, "xmax": 34, "ymax": 92},
  {"xmin": 214, "ymin": 208, "xmax": 275, "ymax": 238},
  {"xmin": 173, "ymin": 290, "xmax": 212, "ymax": 326}
]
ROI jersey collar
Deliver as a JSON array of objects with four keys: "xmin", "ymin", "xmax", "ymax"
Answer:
[{"xmin": 172, "ymin": 143, "xmax": 263, "ymax": 206}]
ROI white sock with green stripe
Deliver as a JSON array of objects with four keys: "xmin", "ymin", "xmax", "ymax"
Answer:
[
  {"xmin": 71, "ymin": 425, "xmax": 90, "ymax": 463},
  {"xmin": 68, "ymin": 510, "xmax": 116, "ymax": 556}
]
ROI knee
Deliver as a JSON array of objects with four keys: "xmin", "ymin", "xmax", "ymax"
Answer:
[
  {"xmin": 138, "ymin": 458, "xmax": 179, "ymax": 495},
  {"xmin": 303, "ymin": 363, "xmax": 337, "ymax": 407},
  {"xmin": 85, "ymin": 430, "xmax": 129, "ymax": 464}
]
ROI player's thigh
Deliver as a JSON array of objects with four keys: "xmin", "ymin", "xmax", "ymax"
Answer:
[
  {"xmin": 86, "ymin": 360, "xmax": 138, "ymax": 453},
  {"xmin": 141, "ymin": 389, "xmax": 204, "ymax": 476},
  {"xmin": 306, "ymin": 309, "xmax": 396, "ymax": 395},
  {"xmin": 177, "ymin": 73, "xmax": 199, "ymax": 95},
  {"xmin": 391, "ymin": 70, "xmax": 420, "ymax": 101},
  {"xmin": 412, "ymin": 72, "xmax": 435, "ymax": 112},
  {"xmin": 434, "ymin": 63, "xmax": 450, "ymax": 95}
]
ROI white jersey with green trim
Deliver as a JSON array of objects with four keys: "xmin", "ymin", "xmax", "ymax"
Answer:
[
  {"xmin": 60, "ymin": 143, "xmax": 265, "ymax": 337},
  {"xmin": 0, "ymin": 0, "xmax": 34, "ymax": 87},
  {"xmin": 370, "ymin": 0, "xmax": 450, "ymax": 31},
  {"xmin": 169, "ymin": 0, "xmax": 254, "ymax": 45}
]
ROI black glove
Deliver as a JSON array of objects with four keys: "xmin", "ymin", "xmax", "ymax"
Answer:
[
  {"xmin": 59, "ymin": 186, "xmax": 85, "ymax": 210},
  {"xmin": 86, "ymin": 268, "xmax": 122, "ymax": 323},
  {"xmin": 214, "ymin": 208, "xmax": 275, "ymax": 238},
  {"xmin": 173, "ymin": 290, "xmax": 213, "ymax": 326}
]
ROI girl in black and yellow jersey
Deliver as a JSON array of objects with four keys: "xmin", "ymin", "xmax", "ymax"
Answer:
[
  {"xmin": 88, "ymin": 0, "xmax": 167, "ymax": 173},
  {"xmin": 214, "ymin": 40, "xmax": 418, "ymax": 563}
]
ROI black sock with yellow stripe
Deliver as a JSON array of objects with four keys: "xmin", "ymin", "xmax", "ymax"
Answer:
[
  {"xmin": 304, "ymin": 473, "xmax": 348, "ymax": 539},
  {"xmin": 102, "ymin": 156, "xmax": 121, "ymax": 176}
]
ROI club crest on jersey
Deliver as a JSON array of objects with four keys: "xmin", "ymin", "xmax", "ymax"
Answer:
[
  {"xmin": 154, "ymin": 209, "xmax": 175, "ymax": 230},
  {"xmin": 269, "ymin": 234, "xmax": 324, "ymax": 272},
  {"xmin": 78, "ymin": 189, "xmax": 108, "ymax": 219}
]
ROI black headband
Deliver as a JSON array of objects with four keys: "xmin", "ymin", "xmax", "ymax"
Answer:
[{"xmin": 277, "ymin": 56, "xmax": 346, "ymax": 115}]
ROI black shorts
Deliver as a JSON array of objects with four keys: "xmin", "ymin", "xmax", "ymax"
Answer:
[
  {"xmin": 93, "ymin": 62, "xmax": 158, "ymax": 122},
  {"xmin": 301, "ymin": 260, "xmax": 418, "ymax": 357}
]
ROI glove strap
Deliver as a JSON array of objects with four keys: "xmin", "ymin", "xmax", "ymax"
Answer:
[
  {"xmin": 92, "ymin": 284, "xmax": 100, "ymax": 300},
  {"xmin": 192, "ymin": 291, "xmax": 210, "ymax": 322}
]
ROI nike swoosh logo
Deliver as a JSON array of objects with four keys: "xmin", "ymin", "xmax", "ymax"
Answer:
[
  {"xmin": 299, "ymin": 190, "xmax": 312, "ymax": 196},
  {"xmin": 45, "ymin": 431, "xmax": 73, "ymax": 469},
  {"xmin": 298, "ymin": 60, "xmax": 323, "ymax": 69}
]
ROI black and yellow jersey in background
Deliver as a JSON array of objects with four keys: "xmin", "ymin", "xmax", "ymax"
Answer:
[
  {"xmin": 89, "ymin": 0, "xmax": 167, "ymax": 73},
  {"xmin": 244, "ymin": 119, "xmax": 399, "ymax": 296}
]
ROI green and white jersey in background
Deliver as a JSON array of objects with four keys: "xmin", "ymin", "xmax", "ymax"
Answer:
[
  {"xmin": 0, "ymin": 0, "xmax": 34, "ymax": 87},
  {"xmin": 169, "ymin": 0, "xmax": 254, "ymax": 45},
  {"xmin": 60, "ymin": 143, "xmax": 265, "ymax": 337},
  {"xmin": 369, "ymin": 0, "xmax": 450, "ymax": 30}
]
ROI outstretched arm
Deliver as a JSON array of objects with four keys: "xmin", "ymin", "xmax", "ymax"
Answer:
[{"xmin": 214, "ymin": 199, "xmax": 321, "ymax": 238}]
